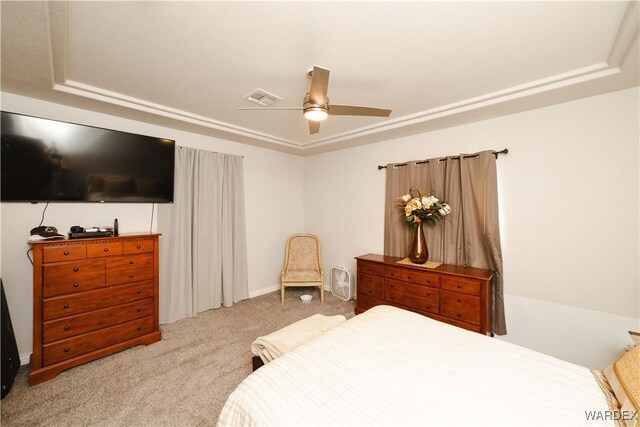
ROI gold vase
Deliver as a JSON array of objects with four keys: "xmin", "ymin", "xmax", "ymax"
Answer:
[{"xmin": 408, "ymin": 223, "xmax": 428, "ymax": 264}]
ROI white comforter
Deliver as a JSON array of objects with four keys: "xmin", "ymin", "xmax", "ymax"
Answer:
[{"xmin": 218, "ymin": 305, "xmax": 613, "ymax": 426}]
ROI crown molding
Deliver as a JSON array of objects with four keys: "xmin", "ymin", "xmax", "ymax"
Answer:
[
  {"xmin": 53, "ymin": 80, "xmax": 303, "ymax": 150},
  {"xmin": 45, "ymin": 1, "xmax": 639, "ymax": 155},
  {"xmin": 46, "ymin": 2, "xmax": 69, "ymax": 86},
  {"xmin": 302, "ymin": 63, "xmax": 620, "ymax": 150},
  {"xmin": 608, "ymin": 0, "xmax": 639, "ymax": 67}
]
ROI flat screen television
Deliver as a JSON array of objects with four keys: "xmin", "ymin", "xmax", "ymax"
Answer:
[{"xmin": 1, "ymin": 111, "xmax": 175, "ymax": 203}]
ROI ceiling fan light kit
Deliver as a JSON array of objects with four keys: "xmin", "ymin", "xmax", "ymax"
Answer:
[
  {"xmin": 239, "ymin": 65, "xmax": 392, "ymax": 134},
  {"xmin": 303, "ymin": 107, "xmax": 328, "ymax": 122}
]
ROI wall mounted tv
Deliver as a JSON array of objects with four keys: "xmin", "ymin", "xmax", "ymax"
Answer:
[{"xmin": 1, "ymin": 111, "xmax": 175, "ymax": 203}]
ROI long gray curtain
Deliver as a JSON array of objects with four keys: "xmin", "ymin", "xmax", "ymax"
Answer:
[
  {"xmin": 159, "ymin": 146, "xmax": 249, "ymax": 324},
  {"xmin": 383, "ymin": 150, "xmax": 506, "ymax": 335}
]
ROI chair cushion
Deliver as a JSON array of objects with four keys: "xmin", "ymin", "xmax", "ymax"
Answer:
[
  {"xmin": 287, "ymin": 236, "xmax": 319, "ymax": 271},
  {"xmin": 283, "ymin": 270, "xmax": 321, "ymax": 283}
]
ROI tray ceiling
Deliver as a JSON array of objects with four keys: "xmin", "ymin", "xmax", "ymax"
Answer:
[{"xmin": 1, "ymin": 1, "xmax": 638, "ymax": 155}]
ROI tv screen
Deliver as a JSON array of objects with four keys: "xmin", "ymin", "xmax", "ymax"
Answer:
[{"xmin": 1, "ymin": 111, "xmax": 175, "ymax": 203}]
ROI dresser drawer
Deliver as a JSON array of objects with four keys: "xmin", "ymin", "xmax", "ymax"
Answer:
[
  {"xmin": 123, "ymin": 239, "xmax": 154, "ymax": 254},
  {"xmin": 43, "ymin": 298, "xmax": 154, "ymax": 344},
  {"xmin": 356, "ymin": 294, "xmax": 386, "ymax": 312},
  {"xmin": 440, "ymin": 290, "xmax": 481, "ymax": 325},
  {"xmin": 384, "ymin": 266, "xmax": 404, "ymax": 280},
  {"xmin": 357, "ymin": 273, "xmax": 384, "ymax": 299},
  {"xmin": 106, "ymin": 254, "xmax": 154, "ymax": 285},
  {"xmin": 86, "ymin": 242, "xmax": 123, "ymax": 258},
  {"xmin": 385, "ymin": 279, "xmax": 439, "ymax": 314},
  {"xmin": 42, "ymin": 315, "xmax": 154, "ymax": 366},
  {"xmin": 43, "ymin": 280, "xmax": 154, "ymax": 321},
  {"xmin": 441, "ymin": 276, "xmax": 481, "ymax": 296},
  {"xmin": 402, "ymin": 270, "xmax": 440, "ymax": 287},
  {"xmin": 43, "ymin": 245, "xmax": 87, "ymax": 263},
  {"xmin": 43, "ymin": 259, "xmax": 106, "ymax": 297},
  {"xmin": 358, "ymin": 261, "xmax": 385, "ymax": 277}
]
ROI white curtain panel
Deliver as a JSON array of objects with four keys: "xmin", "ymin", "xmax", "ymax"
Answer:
[{"xmin": 159, "ymin": 147, "xmax": 249, "ymax": 324}]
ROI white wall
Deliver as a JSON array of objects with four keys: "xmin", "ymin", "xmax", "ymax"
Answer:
[
  {"xmin": 0, "ymin": 92, "xmax": 304, "ymax": 361},
  {"xmin": 303, "ymin": 88, "xmax": 639, "ymax": 369},
  {"xmin": 498, "ymin": 294, "xmax": 638, "ymax": 369}
]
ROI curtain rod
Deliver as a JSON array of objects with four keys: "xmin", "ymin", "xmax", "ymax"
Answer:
[{"xmin": 377, "ymin": 148, "xmax": 508, "ymax": 170}]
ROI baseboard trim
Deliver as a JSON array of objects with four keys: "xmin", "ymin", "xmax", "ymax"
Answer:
[
  {"xmin": 20, "ymin": 352, "xmax": 31, "ymax": 366},
  {"xmin": 248, "ymin": 284, "xmax": 330, "ymax": 299},
  {"xmin": 248, "ymin": 285, "xmax": 280, "ymax": 298}
]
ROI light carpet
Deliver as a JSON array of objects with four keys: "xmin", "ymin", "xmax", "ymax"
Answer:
[{"xmin": 1, "ymin": 289, "xmax": 355, "ymax": 427}]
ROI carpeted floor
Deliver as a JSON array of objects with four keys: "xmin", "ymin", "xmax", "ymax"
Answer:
[{"xmin": 1, "ymin": 288, "xmax": 355, "ymax": 427}]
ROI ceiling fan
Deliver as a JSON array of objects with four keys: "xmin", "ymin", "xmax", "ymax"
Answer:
[{"xmin": 238, "ymin": 66, "xmax": 392, "ymax": 135}]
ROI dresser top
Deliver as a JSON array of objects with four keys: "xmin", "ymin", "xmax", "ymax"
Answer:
[
  {"xmin": 28, "ymin": 232, "xmax": 161, "ymax": 246},
  {"xmin": 355, "ymin": 253, "xmax": 494, "ymax": 280}
]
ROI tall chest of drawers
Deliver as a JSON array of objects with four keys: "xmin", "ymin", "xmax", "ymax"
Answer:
[
  {"xmin": 29, "ymin": 234, "xmax": 162, "ymax": 385},
  {"xmin": 355, "ymin": 254, "xmax": 494, "ymax": 335}
]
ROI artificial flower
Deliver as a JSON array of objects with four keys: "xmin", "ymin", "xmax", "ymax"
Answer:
[{"xmin": 397, "ymin": 188, "xmax": 450, "ymax": 226}]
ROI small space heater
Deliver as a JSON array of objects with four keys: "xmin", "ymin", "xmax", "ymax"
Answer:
[{"xmin": 330, "ymin": 266, "xmax": 353, "ymax": 301}]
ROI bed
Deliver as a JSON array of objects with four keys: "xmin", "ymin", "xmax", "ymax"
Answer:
[{"xmin": 218, "ymin": 305, "xmax": 619, "ymax": 426}]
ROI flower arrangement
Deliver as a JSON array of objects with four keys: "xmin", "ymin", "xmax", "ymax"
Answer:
[{"xmin": 399, "ymin": 188, "xmax": 451, "ymax": 226}]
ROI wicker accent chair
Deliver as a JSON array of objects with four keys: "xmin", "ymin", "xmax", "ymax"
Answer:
[{"xmin": 281, "ymin": 234, "xmax": 324, "ymax": 304}]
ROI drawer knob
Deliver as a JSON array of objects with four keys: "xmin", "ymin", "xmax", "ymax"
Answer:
[
  {"xmin": 367, "ymin": 290, "xmax": 372, "ymax": 294},
  {"xmin": 129, "ymin": 274, "xmax": 134, "ymax": 278},
  {"xmin": 427, "ymin": 279, "xmax": 431, "ymax": 283},
  {"xmin": 103, "ymin": 248, "xmax": 109, "ymax": 252},
  {"xmin": 390, "ymin": 273, "xmax": 395, "ymax": 276},
  {"xmin": 137, "ymin": 308, "xmax": 142, "ymax": 312},
  {"xmin": 457, "ymin": 284, "xmax": 462, "ymax": 288},
  {"xmin": 73, "ymin": 283, "xmax": 79, "ymax": 288},
  {"xmin": 407, "ymin": 275, "xmax": 412, "ymax": 280},
  {"xmin": 129, "ymin": 260, "xmax": 134, "ymax": 265},
  {"xmin": 427, "ymin": 304, "xmax": 431, "ymax": 309},
  {"xmin": 136, "ymin": 245, "xmax": 142, "ymax": 249},
  {"xmin": 457, "ymin": 298, "xmax": 462, "ymax": 303},
  {"xmin": 457, "ymin": 313, "xmax": 463, "ymax": 317},
  {"xmin": 137, "ymin": 290, "xmax": 142, "ymax": 294},
  {"xmin": 64, "ymin": 348, "xmax": 70, "ymax": 353},
  {"xmin": 427, "ymin": 292, "xmax": 431, "ymax": 296},
  {"xmin": 390, "ymin": 296, "xmax": 395, "ymax": 300},
  {"xmin": 73, "ymin": 267, "xmax": 79, "ymax": 272},
  {"xmin": 63, "ymin": 304, "xmax": 69, "ymax": 309},
  {"xmin": 390, "ymin": 284, "xmax": 395, "ymax": 288},
  {"xmin": 63, "ymin": 251, "xmax": 69, "ymax": 256},
  {"xmin": 64, "ymin": 326, "xmax": 70, "ymax": 331},
  {"xmin": 368, "ymin": 279, "xmax": 372, "ymax": 283},
  {"xmin": 137, "ymin": 326, "xmax": 142, "ymax": 331}
]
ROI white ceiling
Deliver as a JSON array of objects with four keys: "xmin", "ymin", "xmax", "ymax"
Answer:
[{"xmin": 1, "ymin": 1, "xmax": 638, "ymax": 155}]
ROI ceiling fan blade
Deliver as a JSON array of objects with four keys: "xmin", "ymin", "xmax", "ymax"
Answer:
[
  {"xmin": 308, "ymin": 66, "xmax": 330, "ymax": 106},
  {"xmin": 237, "ymin": 107, "xmax": 303, "ymax": 110},
  {"xmin": 308, "ymin": 120, "xmax": 321, "ymax": 135},
  {"xmin": 329, "ymin": 105, "xmax": 392, "ymax": 117}
]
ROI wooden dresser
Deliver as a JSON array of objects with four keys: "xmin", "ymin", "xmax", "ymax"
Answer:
[
  {"xmin": 28, "ymin": 233, "xmax": 161, "ymax": 385},
  {"xmin": 355, "ymin": 254, "xmax": 494, "ymax": 335}
]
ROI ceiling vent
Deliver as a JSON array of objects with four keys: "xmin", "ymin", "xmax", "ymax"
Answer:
[{"xmin": 243, "ymin": 88, "xmax": 282, "ymax": 106}]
